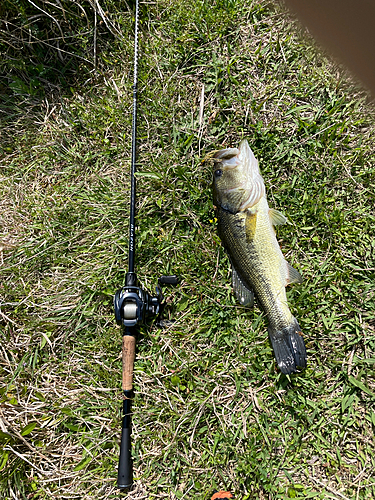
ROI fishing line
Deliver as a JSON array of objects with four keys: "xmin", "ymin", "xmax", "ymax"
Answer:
[{"xmin": 128, "ymin": 0, "xmax": 139, "ymax": 274}]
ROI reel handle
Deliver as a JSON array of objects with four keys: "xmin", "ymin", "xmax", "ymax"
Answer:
[{"xmin": 158, "ymin": 275, "xmax": 179, "ymax": 286}]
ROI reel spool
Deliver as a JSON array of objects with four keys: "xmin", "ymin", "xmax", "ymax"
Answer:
[{"xmin": 114, "ymin": 272, "xmax": 179, "ymax": 328}]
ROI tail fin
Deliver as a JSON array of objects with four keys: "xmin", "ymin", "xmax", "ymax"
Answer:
[{"xmin": 268, "ymin": 317, "xmax": 307, "ymax": 374}]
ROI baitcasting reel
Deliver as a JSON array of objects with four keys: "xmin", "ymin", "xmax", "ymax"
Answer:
[{"xmin": 114, "ymin": 272, "xmax": 179, "ymax": 327}]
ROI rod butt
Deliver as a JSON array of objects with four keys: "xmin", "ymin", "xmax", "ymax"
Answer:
[
  {"xmin": 118, "ymin": 392, "xmax": 133, "ymax": 489},
  {"xmin": 118, "ymin": 426, "xmax": 132, "ymax": 489}
]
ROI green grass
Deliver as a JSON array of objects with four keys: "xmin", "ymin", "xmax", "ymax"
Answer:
[{"xmin": 1, "ymin": 0, "xmax": 375, "ymax": 499}]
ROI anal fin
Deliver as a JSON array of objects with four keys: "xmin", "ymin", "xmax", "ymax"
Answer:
[
  {"xmin": 232, "ymin": 265, "xmax": 254, "ymax": 307},
  {"xmin": 286, "ymin": 263, "xmax": 303, "ymax": 285}
]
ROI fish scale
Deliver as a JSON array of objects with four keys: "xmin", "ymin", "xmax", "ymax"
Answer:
[
  {"xmin": 211, "ymin": 139, "xmax": 307, "ymax": 374},
  {"xmin": 218, "ymin": 203, "xmax": 292, "ymax": 330}
]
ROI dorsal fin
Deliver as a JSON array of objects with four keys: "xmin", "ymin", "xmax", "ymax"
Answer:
[
  {"xmin": 232, "ymin": 265, "xmax": 254, "ymax": 307},
  {"xmin": 269, "ymin": 208, "xmax": 288, "ymax": 226}
]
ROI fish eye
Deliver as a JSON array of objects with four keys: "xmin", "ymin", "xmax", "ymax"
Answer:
[{"xmin": 214, "ymin": 169, "xmax": 223, "ymax": 178}]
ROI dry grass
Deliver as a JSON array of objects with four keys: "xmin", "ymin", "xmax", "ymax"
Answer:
[{"xmin": 1, "ymin": 1, "xmax": 375, "ymax": 499}]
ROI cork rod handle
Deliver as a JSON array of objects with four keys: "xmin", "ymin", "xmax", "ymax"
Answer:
[{"xmin": 122, "ymin": 335, "xmax": 136, "ymax": 391}]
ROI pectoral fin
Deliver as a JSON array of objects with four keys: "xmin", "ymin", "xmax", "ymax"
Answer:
[
  {"xmin": 245, "ymin": 211, "xmax": 257, "ymax": 242},
  {"xmin": 269, "ymin": 208, "xmax": 289, "ymax": 226},
  {"xmin": 232, "ymin": 265, "xmax": 254, "ymax": 307}
]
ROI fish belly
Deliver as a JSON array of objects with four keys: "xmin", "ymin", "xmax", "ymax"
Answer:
[
  {"xmin": 217, "ymin": 201, "xmax": 307, "ymax": 374},
  {"xmin": 217, "ymin": 203, "xmax": 291, "ymax": 329}
]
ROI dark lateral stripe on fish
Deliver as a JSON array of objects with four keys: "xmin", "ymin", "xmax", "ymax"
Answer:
[{"xmin": 211, "ymin": 140, "xmax": 307, "ymax": 374}]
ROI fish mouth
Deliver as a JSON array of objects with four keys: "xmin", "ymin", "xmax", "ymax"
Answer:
[
  {"xmin": 214, "ymin": 140, "xmax": 265, "ymax": 210},
  {"xmin": 213, "ymin": 140, "xmax": 256, "ymax": 169},
  {"xmin": 213, "ymin": 147, "xmax": 239, "ymax": 165}
]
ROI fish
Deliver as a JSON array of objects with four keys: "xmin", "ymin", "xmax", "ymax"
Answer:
[{"xmin": 210, "ymin": 139, "xmax": 306, "ymax": 374}]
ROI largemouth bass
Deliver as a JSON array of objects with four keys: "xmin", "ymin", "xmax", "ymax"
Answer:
[{"xmin": 210, "ymin": 139, "xmax": 306, "ymax": 374}]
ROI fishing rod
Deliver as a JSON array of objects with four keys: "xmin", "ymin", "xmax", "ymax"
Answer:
[{"xmin": 113, "ymin": 0, "xmax": 178, "ymax": 489}]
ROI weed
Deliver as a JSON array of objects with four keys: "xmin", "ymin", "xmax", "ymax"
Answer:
[{"xmin": 1, "ymin": 0, "xmax": 375, "ymax": 499}]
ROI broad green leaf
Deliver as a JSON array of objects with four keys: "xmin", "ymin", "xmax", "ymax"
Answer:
[
  {"xmin": 73, "ymin": 456, "xmax": 91, "ymax": 471},
  {"xmin": 348, "ymin": 376, "xmax": 375, "ymax": 397},
  {"xmin": 0, "ymin": 452, "xmax": 9, "ymax": 471},
  {"xmin": 21, "ymin": 422, "xmax": 38, "ymax": 436}
]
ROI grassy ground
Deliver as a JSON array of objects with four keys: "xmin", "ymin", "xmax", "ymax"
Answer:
[{"xmin": 1, "ymin": 0, "xmax": 375, "ymax": 499}]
